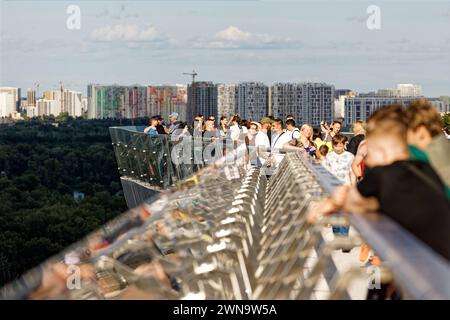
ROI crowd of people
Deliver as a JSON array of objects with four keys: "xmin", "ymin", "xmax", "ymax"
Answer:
[
  {"xmin": 4, "ymin": 100, "xmax": 448, "ymax": 301},
  {"xmin": 145, "ymin": 101, "xmax": 450, "ymax": 265},
  {"xmin": 143, "ymin": 111, "xmax": 354, "ymax": 169}
]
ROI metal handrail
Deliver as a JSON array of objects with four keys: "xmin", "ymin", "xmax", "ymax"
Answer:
[
  {"xmin": 2, "ymin": 137, "xmax": 449, "ymax": 300},
  {"xmin": 349, "ymin": 214, "xmax": 450, "ymax": 299},
  {"xmin": 293, "ymin": 152, "xmax": 450, "ymax": 299}
]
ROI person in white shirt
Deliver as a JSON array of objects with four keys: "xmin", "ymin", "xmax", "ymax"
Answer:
[
  {"xmin": 324, "ymin": 133, "xmax": 355, "ymax": 185},
  {"xmin": 228, "ymin": 115, "xmax": 242, "ymax": 142},
  {"xmin": 269, "ymin": 119, "xmax": 292, "ymax": 169},
  {"xmin": 285, "ymin": 119, "xmax": 301, "ymax": 140},
  {"xmin": 271, "ymin": 119, "xmax": 292, "ymax": 148},
  {"xmin": 247, "ymin": 121, "xmax": 260, "ymax": 166},
  {"xmin": 254, "ymin": 119, "xmax": 271, "ymax": 167}
]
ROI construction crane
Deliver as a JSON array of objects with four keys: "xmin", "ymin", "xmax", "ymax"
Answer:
[
  {"xmin": 183, "ymin": 70, "xmax": 198, "ymax": 84},
  {"xmin": 182, "ymin": 70, "xmax": 198, "ymax": 122}
]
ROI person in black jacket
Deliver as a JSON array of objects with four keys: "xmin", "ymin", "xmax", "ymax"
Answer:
[{"xmin": 347, "ymin": 120, "xmax": 366, "ymax": 155}]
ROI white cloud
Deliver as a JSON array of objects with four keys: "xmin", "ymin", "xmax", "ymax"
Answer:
[
  {"xmin": 206, "ymin": 26, "xmax": 299, "ymax": 49},
  {"xmin": 216, "ymin": 26, "xmax": 251, "ymax": 41},
  {"xmin": 90, "ymin": 24, "xmax": 161, "ymax": 42}
]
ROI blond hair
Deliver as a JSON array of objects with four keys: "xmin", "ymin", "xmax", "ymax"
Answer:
[
  {"xmin": 300, "ymin": 124, "xmax": 313, "ymax": 141},
  {"xmin": 351, "ymin": 120, "xmax": 366, "ymax": 135}
]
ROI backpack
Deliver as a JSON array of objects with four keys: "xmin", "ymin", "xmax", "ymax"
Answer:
[{"xmin": 292, "ymin": 128, "xmax": 300, "ymax": 139}]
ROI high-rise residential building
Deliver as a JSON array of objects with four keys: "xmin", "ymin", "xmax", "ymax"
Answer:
[
  {"xmin": 65, "ymin": 90, "xmax": 83, "ymax": 117},
  {"xmin": 40, "ymin": 90, "xmax": 61, "ymax": 117},
  {"xmin": 217, "ymin": 84, "xmax": 237, "ymax": 119},
  {"xmin": 345, "ymin": 95, "xmax": 447, "ymax": 126},
  {"xmin": 88, "ymin": 84, "xmax": 156, "ymax": 119},
  {"xmin": 440, "ymin": 96, "xmax": 450, "ymax": 113},
  {"xmin": 334, "ymin": 89, "xmax": 355, "ymax": 120},
  {"xmin": 147, "ymin": 85, "xmax": 187, "ymax": 121},
  {"xmin": 87, "ymin": 85, "xmax": 99, "ymax": 119},
  {"xmin": 174, "ymin": 85, "xmax": 188, "ymax": 122},
  {"xmin": 271, "ymin": 83, "xmax": 334, "ymax": 126},
  {"xmin": 27, "ymin": 89, "xmax": 36, "ymax": 107},
  {"xmin": 88, "ymin": 85, "xmax": 130, "ymax": 119},
  {"xmin": 271, "ymin": 83, "xmax": 302, "ymax": 122},
  {"xmin": 37, "ymin": 99, "xmax": 61, "ymax": 117},
  {"xmin": 0, "ymin": 87, "xmax": 20, "ymax": 117},
  {"xmin": 187, "ymin": 82, "xmax": 218, "ymax": 124},
  {"xmin": 127, "ymin": 86, "xmax": 148, "ymax": 119},
  {"xmin": 397, "ymin": 84, "xmax": 422, "ymax": 97},
  {"xmin": 0, "ymin": 91, "xmax": 16, "ymax": 118},
  {"xmin": 428, "ymin": 97, "xmax": 450, "ymax": 114},
  {"xmin": 87, "ymin": 84, "xmax": 186, "ymax": 120},
  {"xmin": 41, "ymin": 89, "xmax": 83, "ymax": 117},
  {"xmin": 301, "ymin": 83, "xmax": 334, "ymax": 126},
  {"xmin": 20, "ymin": 99, "xmax": 28, "ymax": 109},
  {"xmin": 344, "ymin": 95, "xmax": 419, "ymax": 126},
  {"xmin": 81, "ymin": 97, "xmax": 88, "ymax": 117},
  {"xmin": 376, "ymin": 84, "xmax": 422, "ymax": 97},
  {"xmin": 26, "ymin": 106, "xmax": 37, "ymax": 118},
  {"xmin": 377, "ymin": 88, "xmax": 401, "ymax": 97},
  {"xmin": 43, "ymin": 90, "xmax": 57, "ymax": 100},
  {"xmin": 236, "ymin": 82, "xmax": 268, "ymax": 122}
]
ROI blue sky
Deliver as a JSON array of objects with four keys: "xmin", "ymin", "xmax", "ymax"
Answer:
[{"xmin": 0, "ymin": 0, "xmax": 449, "ymax": 96}]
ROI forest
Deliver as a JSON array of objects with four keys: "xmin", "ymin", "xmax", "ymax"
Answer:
[{"xmin": 0, "ymin": 116, "xmax": 147, "ymax": 286}]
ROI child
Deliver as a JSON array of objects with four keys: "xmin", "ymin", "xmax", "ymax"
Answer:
[
  {"xmin": 323, "ymin": 134, "xmax": 354, "ymax": 239},
  {"xmin": 324, "ymin": 134, "xmax": 354, "ymax": 185},
  {"xmin": 308, "ymin": 104, "xmax": 450, "ymax": 261},
  {"xmin": 316, "ymin": 144, "xmax": 329, "ymax": 163}
]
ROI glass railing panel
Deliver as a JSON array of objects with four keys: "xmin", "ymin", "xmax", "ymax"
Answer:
[{"xmin": 109, "ymin": 127, "xmax": 232, "ymax": 189}]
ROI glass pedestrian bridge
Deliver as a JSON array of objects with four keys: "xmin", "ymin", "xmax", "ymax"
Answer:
[
  {"xmin": 109, "ymin": 126, "xmax": 235, "ymax": 208},
  {"xmin": 1, "ymin": 126, "xmax": 449, "ymax": 300}
]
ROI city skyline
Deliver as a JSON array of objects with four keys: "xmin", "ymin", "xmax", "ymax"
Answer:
[
  {"xmin": 5, "ymin": 81, "xmax": 449, "ymax": 124},
  {"xmin": 1, "ymin": 1, "xmax": 449, "ymax": 96},
  {"xmin": 2, "ymin": 80, "xmax": 448, "ymax": 100}
]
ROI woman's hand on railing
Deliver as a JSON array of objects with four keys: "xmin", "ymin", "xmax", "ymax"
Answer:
[
  {"xmin": 342, "ymin": 188, "xmax": 380, "ymax": 215},
  {"xmin": 306, "ymin": 197, "xmax": 339, "ymax": 224},
  {"xmin": 307, "ymin": 185, "xmax": 381, "ymax": 224}
]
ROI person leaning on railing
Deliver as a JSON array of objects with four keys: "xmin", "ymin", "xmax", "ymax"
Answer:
[
  {"xmin": 144, "ymin": 116, "xmax": 159, "ymax": 135},
  {"xmin": 405, "ymin": 99, "xmax": 450, "ymax": 198},
  {"xmin": 203, "ymin": 118, "xmax": 220, "ymax": 141},
  {"xmin": 307, "ymin": 104, "xmax": 450, "ymax": 262},
  {"xmin": 283, "ymin": 124, "xmax": 317, "ymax": 158},
  {"xmin": 167, "ymin": 112, "xmax": 181, "ymax": 135}
]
